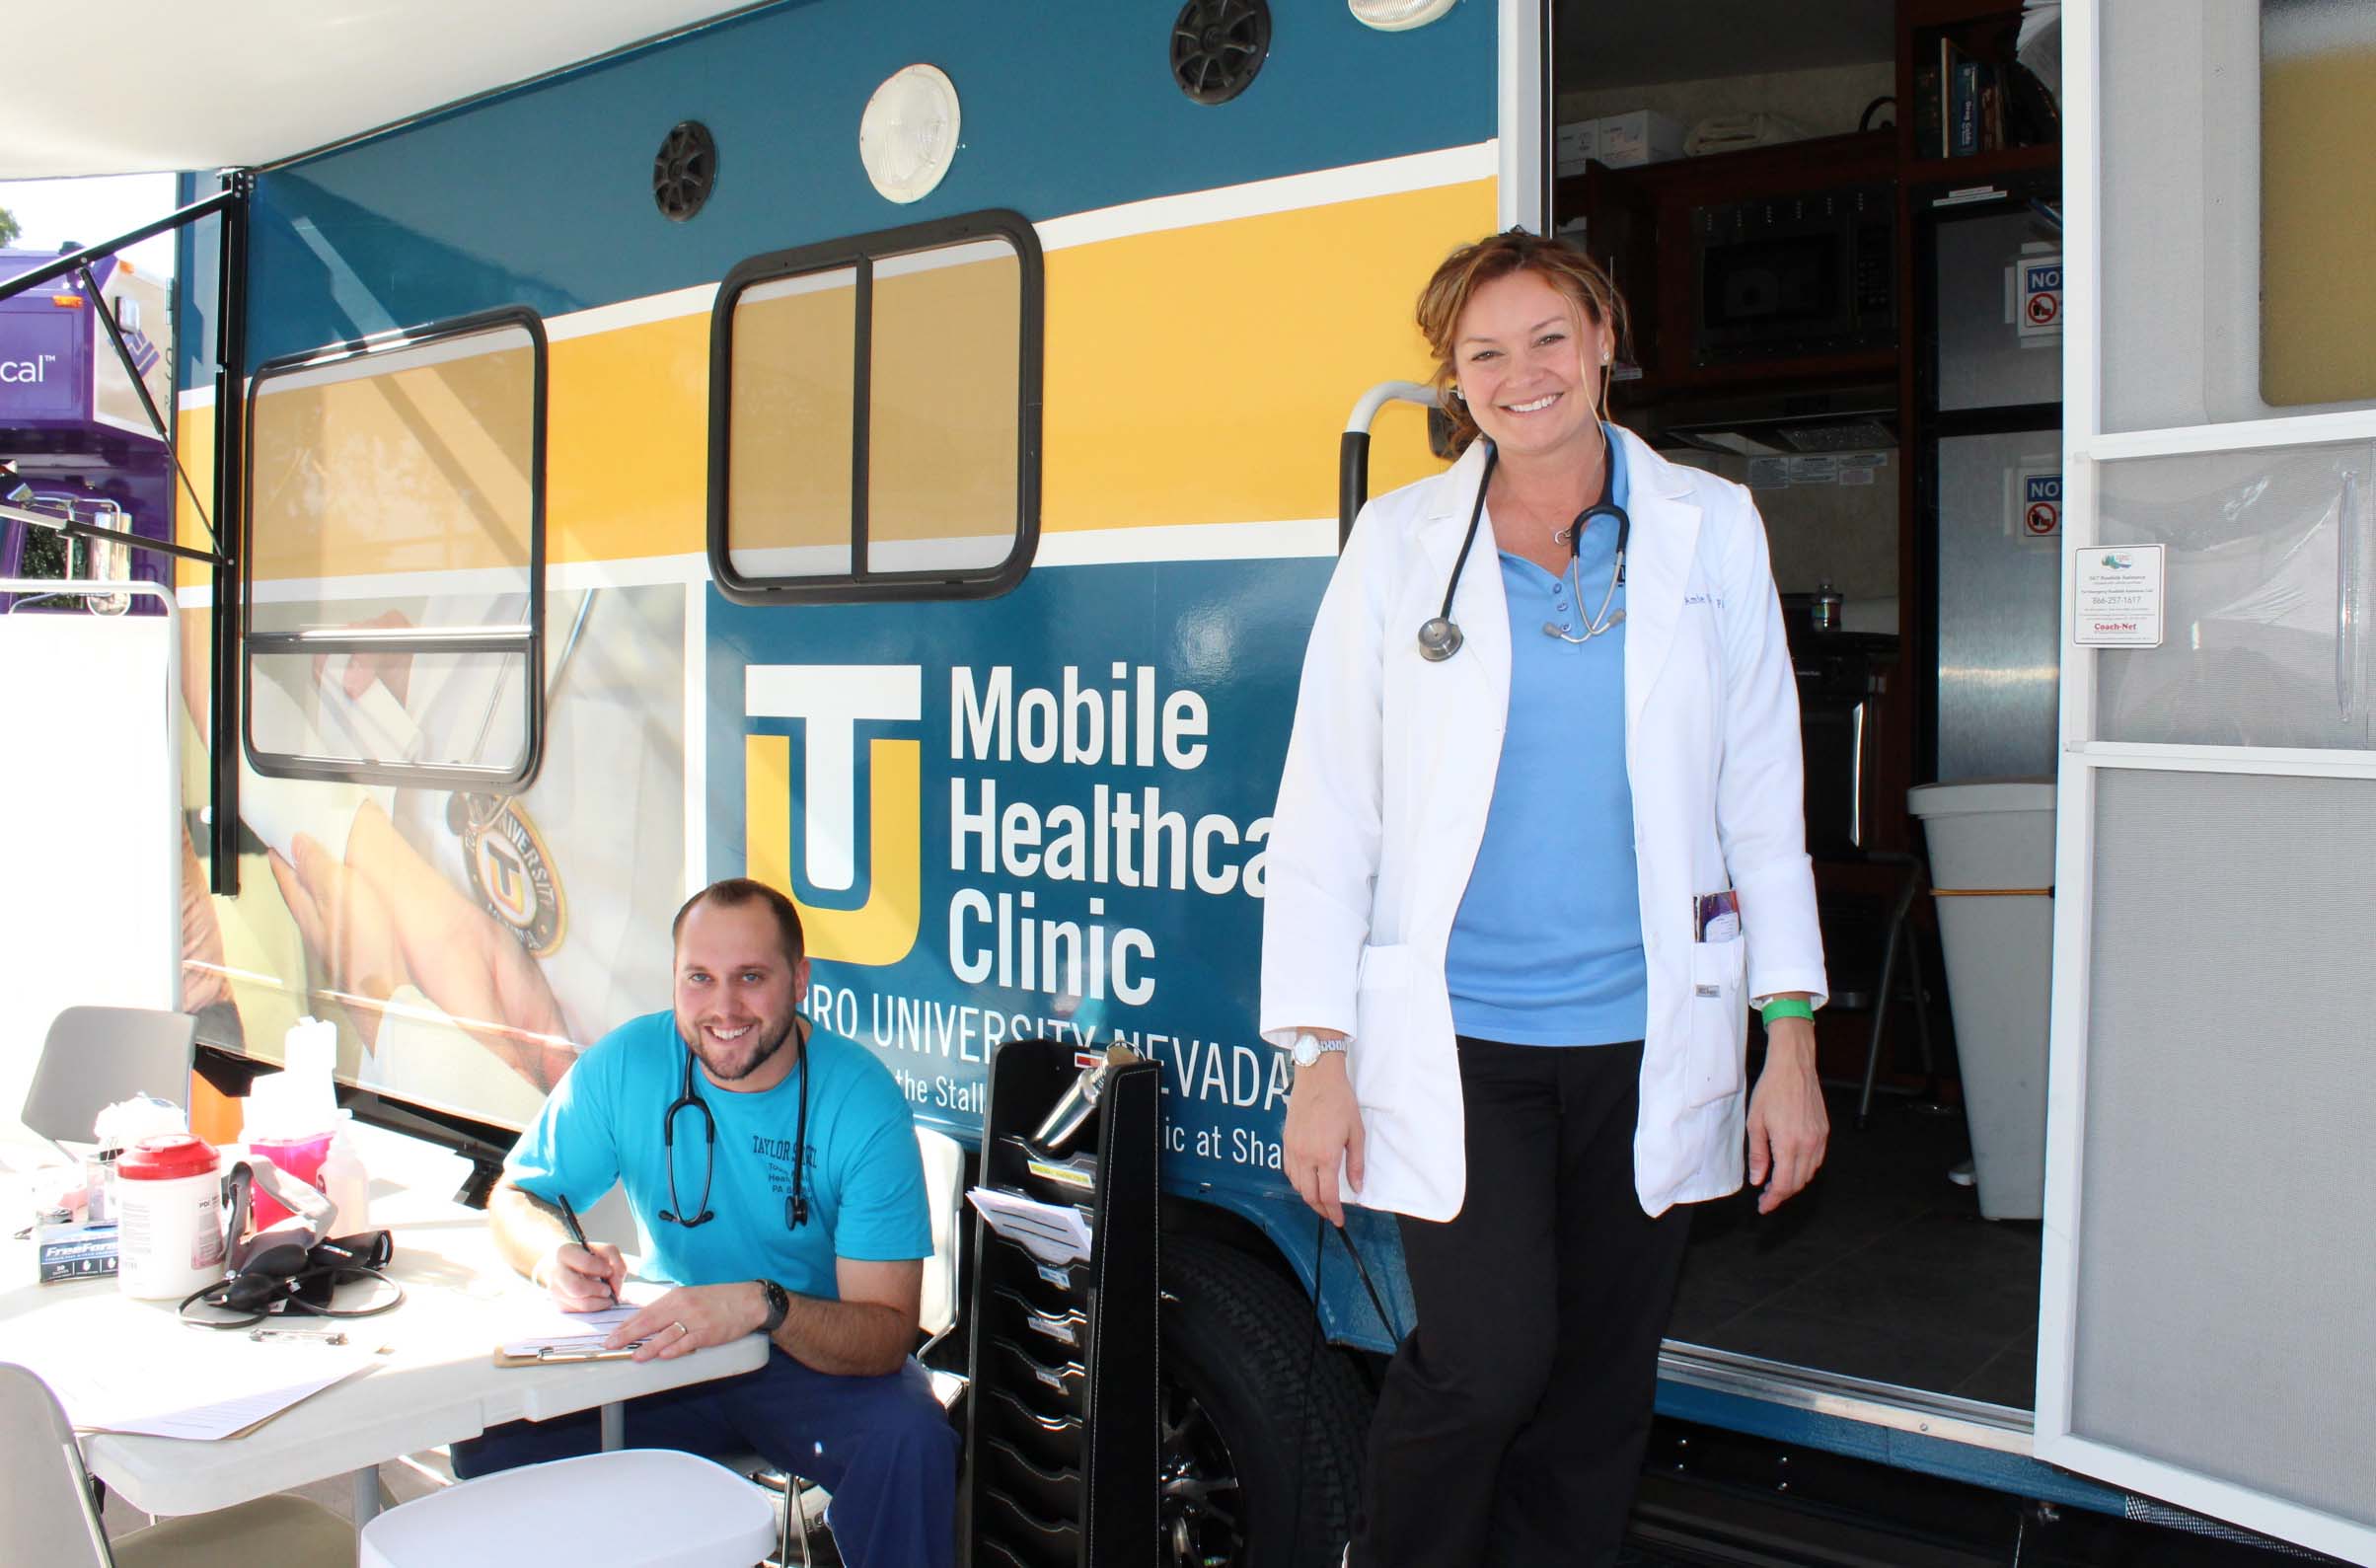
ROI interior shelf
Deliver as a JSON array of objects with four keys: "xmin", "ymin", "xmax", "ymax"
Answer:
[{"xmin": 1903, "ymin": 142, "xmax": 2061, "ymax": 190}]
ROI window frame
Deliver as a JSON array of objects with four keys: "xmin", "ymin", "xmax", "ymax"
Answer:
[
  {"xmin": 706, "ymin": 208, "xmax": 1044, "ymax": 606},
  {"xmin": 240, "ymin": 305, "xmax": 549, "ymax": 789}
]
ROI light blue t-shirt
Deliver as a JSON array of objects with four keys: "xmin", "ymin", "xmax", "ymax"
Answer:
[
  {"xmin": 505, "ymin": 1010, "xmax": 929, "ymax": 1300},
  {"xmin": 1446, "ymin": 428, "xmax": 1649, "ymax": 1046}
]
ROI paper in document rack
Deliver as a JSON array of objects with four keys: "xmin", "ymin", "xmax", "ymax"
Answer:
[{"xmin": 967, "ymin": 1186, "xmax": 1093, "ymax": 1265}]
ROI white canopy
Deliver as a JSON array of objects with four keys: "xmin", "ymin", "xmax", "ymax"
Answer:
[{"xmin": 1, "ymin": 0, "xmax": 750, "ymax": 179}]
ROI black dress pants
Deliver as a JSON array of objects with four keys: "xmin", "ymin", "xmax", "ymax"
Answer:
[{"xmin": 1351, "ymin": 1037, "xmax": 1694, "ymax": 1568}]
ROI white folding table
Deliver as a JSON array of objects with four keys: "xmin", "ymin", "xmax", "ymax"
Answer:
[{"xmin": 0, "ymin": 1124, "xmax": 768, "ymax": 1525}]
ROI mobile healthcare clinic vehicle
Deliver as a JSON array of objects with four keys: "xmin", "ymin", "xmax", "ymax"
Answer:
[{"xmin": 2, "ymin": 2, "xmax": 2369, "ymax": 1564}]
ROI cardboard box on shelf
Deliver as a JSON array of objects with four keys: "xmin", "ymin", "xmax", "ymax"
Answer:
[
  {"xmin": 1596, "ymin": 109, "xmax": 1684, "ymax": 167},
  {"xmin": 1556, "ymin": 118, "xmax": 1598, "ymax": 176}
]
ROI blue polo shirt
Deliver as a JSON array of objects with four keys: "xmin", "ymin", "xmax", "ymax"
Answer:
[
  {"xmin": 1446, "ymin": 428, "xmax": 1649, "ymax": 1046},
  {"xmin": 505, "ymin": 1010, "xmax": 930, "ymax": 1300}
]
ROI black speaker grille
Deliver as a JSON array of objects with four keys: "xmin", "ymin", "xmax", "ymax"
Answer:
[
  {"xmin": 653, "ymin": 120, "xmax": 717, "ymax": 222},
  {"xmin": 1170, "ymin": 0, "xmax": 1271, "ymax": 107}
]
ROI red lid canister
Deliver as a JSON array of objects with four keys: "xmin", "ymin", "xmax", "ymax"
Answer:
[{"xmin": 116, "ymin": 1134, "xmax": 220, "ymax": 1181}]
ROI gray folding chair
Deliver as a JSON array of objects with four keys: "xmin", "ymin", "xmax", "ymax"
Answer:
[
  {"xmin": 20, "ymin": 1006, "xmax": 198, "ymax": 1147},
  {"xmin": 0, "ymin": 1362, "xmax": 349, "ymax": 1568}
]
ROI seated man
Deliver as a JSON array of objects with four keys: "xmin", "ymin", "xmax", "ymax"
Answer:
[{"xmin": 456, "ymin": 877, "xmax": 956, "ymax": 1568}]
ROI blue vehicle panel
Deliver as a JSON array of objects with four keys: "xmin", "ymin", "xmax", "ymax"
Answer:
[{"xmin": 706, "ymin": 560, "xmax": 1412, "ymax": 1347}]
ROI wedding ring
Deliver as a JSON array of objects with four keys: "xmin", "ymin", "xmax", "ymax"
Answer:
[{"xmin": 671, "ymin": 1319, "xmax": 689, "ymax": 1339}]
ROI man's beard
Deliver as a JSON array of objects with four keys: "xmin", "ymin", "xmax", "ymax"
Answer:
[{"xmin": 690, "ymin": 1012, "xmax": 799, "ymax": 1083}]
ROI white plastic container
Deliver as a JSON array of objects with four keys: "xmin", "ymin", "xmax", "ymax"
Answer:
[
  {"xmin": 318, "ymin": 1121, "xmax": 370, "ymax": 1235},
  {"xmin": 242, "ymin": 1016, "xmax": 354, "ymax": 1229},
  {"xmin": 1908, "ymin": 777, "xmax": 2056, "ymax": 1221},
  {"xmin": 115, "ymin": 1135, "xmax": 226, "ymax": 1300}
]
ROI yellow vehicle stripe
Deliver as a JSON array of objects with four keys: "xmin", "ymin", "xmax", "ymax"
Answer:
[
  {"xmin": 184, "ymin": 174, "xmax": 1489, "ymax": 585},
  {"xmin": 1043, "ymin": 178, "xmax": 1486, "ymax": 535}
]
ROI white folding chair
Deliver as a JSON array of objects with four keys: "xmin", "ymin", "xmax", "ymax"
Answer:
[
  {"xmin": 0, "ymin": 1362, "xmax": 350, "ymax": 1568},
  {"xmin": 915, "ymin": 1124, "xmax": 968, "ymax": 1360},
  {"xmin": 357, "ymin": 1449, "xmax": 774, "ymax": 1568}
]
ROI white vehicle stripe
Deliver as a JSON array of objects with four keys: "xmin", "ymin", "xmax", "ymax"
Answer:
[
  {"xmin": 1033, "ymin": 142, "xmax": 1496, "ymax": 253},
  {"xmin": 180, "ymin": 517, "xmax": 1341, "ymax": 609}
]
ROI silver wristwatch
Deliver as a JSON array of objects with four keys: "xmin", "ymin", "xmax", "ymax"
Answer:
[{"xmin": 1289, "ymin": 1031, "xmax": 1349, "ymax": 1069}]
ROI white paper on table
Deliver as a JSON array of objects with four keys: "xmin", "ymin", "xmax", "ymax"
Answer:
[
  {"xmin": 498, "ymin": 1280, "xmax": 670, "ymax": 1357},
  {"xmin": 39, "ymin": 1343, "xmax": 378, "ymax": 1441},
  {"xmin": 966, "ymin": 1186, "xmax": 1093, "ymax": 1266}
]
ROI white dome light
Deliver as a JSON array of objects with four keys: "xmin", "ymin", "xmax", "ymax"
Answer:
[
  {"xmin": 1347, "ymin": 0, "xmax": 1459, "ymax": 31},
  {"xmin": 858, "ymin": 63, "xmax": 961, "ymax": 204}
]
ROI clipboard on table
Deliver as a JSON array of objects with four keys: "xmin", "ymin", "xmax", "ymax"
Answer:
[{"xmin": 493, "ymin": 1339, "xmax": 648, "ymax": 1367}]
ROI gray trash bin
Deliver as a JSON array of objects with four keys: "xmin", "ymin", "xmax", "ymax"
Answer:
[{"xmin": 1907, "ymin": 778, "xmax": 2055, "ymax": 1222}]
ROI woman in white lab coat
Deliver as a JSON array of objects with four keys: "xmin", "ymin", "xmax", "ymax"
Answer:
[{"xmin": 1262, "ymin": 230, "xmax": 1830, "ymax": 1567}]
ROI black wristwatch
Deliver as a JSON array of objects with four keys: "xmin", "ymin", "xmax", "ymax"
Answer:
[{"xmin": 755, "ymin": 1278, "xmax": 790, "ymax": 1335}]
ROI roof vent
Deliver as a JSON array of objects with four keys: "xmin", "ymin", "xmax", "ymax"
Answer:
[
  {"xmin": 859, "ymin": 64, "xmax": 963, "ymax": 204},
  {"xmin": 1347, "ymin": 0, "xmax": 1458, "ymax": 30}
]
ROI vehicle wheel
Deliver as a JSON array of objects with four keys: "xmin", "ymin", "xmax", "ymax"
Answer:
[{"xmin": 1161, "ymin": 1234, "xmax": 1374, "ymax": 1568}]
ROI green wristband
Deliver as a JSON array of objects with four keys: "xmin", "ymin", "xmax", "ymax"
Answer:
[{"xmin": 1759, "ymin": 998, "xmax": 1815, "ymax": 1026}]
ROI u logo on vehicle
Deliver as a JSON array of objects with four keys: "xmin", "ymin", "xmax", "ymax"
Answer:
[{"xmin": 744, "ymin": 664, "xmax": 924, "ymax": 967}]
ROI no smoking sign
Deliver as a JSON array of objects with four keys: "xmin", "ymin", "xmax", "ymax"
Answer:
[
  {"xmin": 2023, "ymin": 473, "xmax": 2061, "ymax": 536},
  {"xmin": 2018, "ymin": 257, "xmax": 2062, "ymax": 340}
]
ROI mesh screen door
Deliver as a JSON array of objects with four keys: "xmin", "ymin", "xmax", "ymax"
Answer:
[{"xmin": 2046, "ymin": 7, "xmax": 2376, "ymax": 1562}]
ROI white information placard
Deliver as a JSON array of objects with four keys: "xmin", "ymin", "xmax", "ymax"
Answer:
[{"xmin": 2072, "ymin": 545, "xmax": 2165, "ymax": 647}]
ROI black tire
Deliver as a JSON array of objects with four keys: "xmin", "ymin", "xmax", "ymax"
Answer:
[{"xmin": 1160, "ymin": 1234, "xmax": 1374, "ymax": 1568}]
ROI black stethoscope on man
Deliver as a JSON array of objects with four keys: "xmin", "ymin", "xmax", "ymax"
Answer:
[
  {"xmin": 1416, "ymin": 427, "xmax": 1631, "ymax": 662},
  {"xmin": 659, "ymin": 1020, "xmax": 811, "ymax": 1231}
]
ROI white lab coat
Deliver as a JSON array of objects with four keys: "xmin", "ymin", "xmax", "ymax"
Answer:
[{"xmin": 1259, "ymin": 428, "xmax": 1828, "ymax": 1220}]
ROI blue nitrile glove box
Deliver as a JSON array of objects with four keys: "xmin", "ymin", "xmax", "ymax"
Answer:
[{"xmin": 37, "ymin": 1221, "xmax": 119, "ymax": 1283}]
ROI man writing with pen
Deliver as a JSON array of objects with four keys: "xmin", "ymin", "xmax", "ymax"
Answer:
[{"xmin": 455, "ymin": 878, "xmax": 958, "ymax": 1568}]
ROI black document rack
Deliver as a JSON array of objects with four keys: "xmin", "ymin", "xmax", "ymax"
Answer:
[{"xmin": 964, "ymin": 1039, "xmax": 1159, "ymax": 1568}]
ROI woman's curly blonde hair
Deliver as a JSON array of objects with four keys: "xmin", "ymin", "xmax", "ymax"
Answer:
[{"xmin": 1416, "ymin": 228, "xmax": 1632, "ymax": 454}]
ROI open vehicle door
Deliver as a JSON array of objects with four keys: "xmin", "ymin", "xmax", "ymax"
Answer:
[{"xmin": 2042, "ymin": 4, "xmax": 2376, "ymax": 1563}]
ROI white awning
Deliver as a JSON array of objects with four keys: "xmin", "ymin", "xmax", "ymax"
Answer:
[{"xmin": 1, "ymin": 0, "xmax": 756, "ymax": 179}]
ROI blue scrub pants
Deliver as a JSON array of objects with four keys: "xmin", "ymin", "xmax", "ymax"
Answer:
[{"xmin": 451, "ymin": 1350, "xmax": 957, "ymax": 1568}]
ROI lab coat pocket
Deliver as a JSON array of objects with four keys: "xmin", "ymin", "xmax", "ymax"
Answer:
[{"xmin": 1684, "ymin": 937, "xmax": 1749, "ymax": 1108}]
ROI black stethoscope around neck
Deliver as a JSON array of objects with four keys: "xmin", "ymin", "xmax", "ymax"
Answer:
[
  {"xmin": 1416, "ymin": 431, "xmax": 1631, "ymax": 663},
  {"xmin": 660, "ymin": 1017, "xmax": 811, "ymax": 1231}
]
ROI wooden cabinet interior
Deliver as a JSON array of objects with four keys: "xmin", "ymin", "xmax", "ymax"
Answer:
[
  {"xmin": 1558, "ymin": 128, "xmax": 1897, "ymax": 403},
  {"xmin": 1550, "ymin": 0, "xmax": 2060, "ymax": 880}
]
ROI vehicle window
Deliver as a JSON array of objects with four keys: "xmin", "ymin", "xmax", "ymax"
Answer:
[
  {"xmin": 2100, "ymin": 0, "xmax": 2376, "ymax": 426},
  {"xmin": 712, "ymin": 211, "xmax": 1042, "ymax": 602},
  {"xmin": 243, "ymin": 310, "xmax": 546, "ymax": 786}
]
